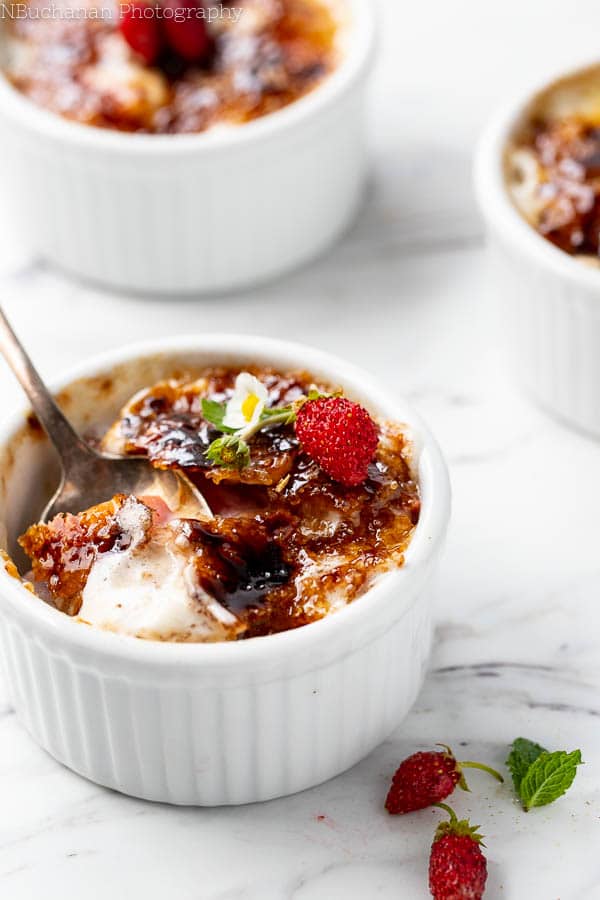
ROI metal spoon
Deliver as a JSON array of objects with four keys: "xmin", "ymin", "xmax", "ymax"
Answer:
[{"xmin": 0, "ymin": 307, "xmax": 213, "ymax": 523}]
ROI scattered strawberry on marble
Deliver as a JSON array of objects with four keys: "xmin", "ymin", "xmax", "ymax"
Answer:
[
  {"xmin": 385, "ymin": 744, "xmax": 503, "ymax": 815},
  {"xmin": 385, "ymin": 737, "xmax": 583, "ymax": 899},
  {"xmin": 428, "ymin": 804, "xmax": 488, "ymax": 900}
]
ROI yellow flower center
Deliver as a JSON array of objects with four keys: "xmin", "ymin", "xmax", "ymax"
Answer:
[{"xmin": 241, "ymin": 393, "xmax": 260, "ymax": 422}]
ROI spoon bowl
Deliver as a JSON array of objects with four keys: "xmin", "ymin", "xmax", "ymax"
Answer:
[
  {"xmin": 41, "ymin": 446, "xmax": 212, "ymax": 523},
  {"xmin": 0, "ymin": 307, "xmax": 212, "ymax": 523}
]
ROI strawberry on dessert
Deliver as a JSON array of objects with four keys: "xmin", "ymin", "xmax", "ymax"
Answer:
[
  {"xmin": 160, "ymin": 0, "xmax": 211, "ymax": 63},
  {"xmin": 119, "ymin": 1, "xmax": 163, "ymax": 64},
  {"xmin": 19, "ymin": 367, "xmax": 420, "ymax": 642},
  {"xmin": 295, "ymin": 396, "xmax": 379, "ymax": 487}
]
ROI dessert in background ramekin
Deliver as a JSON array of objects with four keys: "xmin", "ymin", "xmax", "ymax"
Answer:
[
  {"xmin": 3, "ymin": 0, "xmax": 342, "ymax": 134},
  {"xmin": 476, "ymin": 60, "xmax": 600, "ymax": 439},
  {"xmin": 0, "ymin": 0, "xmax": 375, "ymax": 293},
  {"xmin": 506, "ymin": 65, "xmax": 600, "ymax": 264},
  {"xmin": 0, "ymin": 335, "xmax": 450, "ymax": 805}
]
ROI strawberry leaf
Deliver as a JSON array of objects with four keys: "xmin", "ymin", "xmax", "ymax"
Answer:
[
  {"xmin": 518, "ymin": 749, "xmax": 582, "ymax": 811},
  {"xmin": 201, "ymin": 398, "xmax": 236, "ymax": 434},
  {"xmin": 506, "ymin": 737, "xmax": 547, "ymax": 792}
]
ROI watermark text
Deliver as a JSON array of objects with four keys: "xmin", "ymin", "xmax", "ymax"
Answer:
[{"xmin": 0, "ymin": 3, "xmax": 243, "ymax": 22}]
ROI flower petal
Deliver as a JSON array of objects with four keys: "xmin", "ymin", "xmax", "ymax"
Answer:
[{"xmin": 223, "ymin": 373, "xmax": 268, "ymax": 431}]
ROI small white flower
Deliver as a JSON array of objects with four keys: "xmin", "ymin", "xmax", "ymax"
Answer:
[{"xmin": 222, "ymin": 372, "xmax": 269, "ymax": 433}]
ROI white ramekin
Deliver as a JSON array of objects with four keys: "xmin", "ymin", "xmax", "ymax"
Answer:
[
  {"xmin": 0, "ymin": 335, "xmax": 449, "ymax": 806},
  {"xmin": 475, "ymin": 62, "xmax": 600, "ymax": 439},
  {"xmin": 0, "ymin": 1, "xmax": 375, "ymax": 294}
]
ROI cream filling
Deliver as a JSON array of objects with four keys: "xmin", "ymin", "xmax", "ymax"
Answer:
[
  {"xmin": 77, "ymin": 533, "xmax": 239, "ymax": 642},
  {"xmin": 507, "ymin": 146, "xmax": 546, "ymax": 226}
]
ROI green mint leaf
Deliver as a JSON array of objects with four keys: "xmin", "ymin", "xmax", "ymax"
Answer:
[
  {"xmin": 201, "ymin": 398, "xmax": 236, "ymax": 434},
  {"xmin": 206, "ymin": 435, "xmax": 250, "ymax": 470},
  {"xmin": 518, "ymin": 749, "xmax": 582, "ymax": 811},
  {"xmin": 506, "ymin": 737, "xmax": 547, "ymax": 792}
]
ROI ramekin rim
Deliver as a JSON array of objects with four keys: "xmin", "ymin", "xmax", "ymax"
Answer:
[
  {"xmin": 0, "ymin": 0, "xmax": 376, "ymax": 156},
  {"xmin": 0, "ymin": 334, "xmax": 450, "ymax": 666},
  {"xmin": 474, "ymin": 56, "xmax": 600, "ymax": 293}
]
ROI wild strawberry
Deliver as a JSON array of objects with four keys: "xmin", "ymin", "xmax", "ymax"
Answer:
[
  {"xmin": 120, "ymin": 1, "xmax": 163, "ymax": 65},
  {"xmin": 295, "ymin": 396, "xmax": 378, "ymax": 487},
  {"xmin": 161, "ymin": 0, "xmax": 211, "ymax": 63},
  {"xmin": 429, "ymin": 805, "xmax": 488, "ymax": 900},
  {"xmin": 385, "ymin": 745, "xmax": 503, "ymax": 815}
]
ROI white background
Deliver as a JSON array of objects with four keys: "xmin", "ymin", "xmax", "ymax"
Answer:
[{"xmin": 0, "ymin": 1, "xmax": 599, "ymax": 897}]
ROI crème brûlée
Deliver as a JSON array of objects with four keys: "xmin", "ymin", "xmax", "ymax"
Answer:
[
  {"xmin": 17, "ymin": 367, "xmax": 420, "ymax": 643},
  {"xmin": 2, "ymin": 0, "xmax": 345, "ymax": 134},
  {"xmin": 506, "ymin": 64, "xmax": 600, "ymax": 264}
]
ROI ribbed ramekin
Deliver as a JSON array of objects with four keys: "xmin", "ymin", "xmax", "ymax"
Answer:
[
  {"xmin": 0, "ymin": 335, "xmax": 450, "ymax": 806},
  {"xmin": 0, "ymin": 1, "xmax": 375, "ymax": 294},
  {"xmin": 475, "ymin": 63, "xmax": 600, "ymax": 439}
]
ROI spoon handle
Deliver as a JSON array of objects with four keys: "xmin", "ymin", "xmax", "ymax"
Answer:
[{"xmin": 0, "ymin": 306, "xmax": 93, "ymax": 465}]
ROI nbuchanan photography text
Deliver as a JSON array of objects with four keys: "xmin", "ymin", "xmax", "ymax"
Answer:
[{"xmin": 0, "ymin": 2, "xmax": 243, "ymax": 21}]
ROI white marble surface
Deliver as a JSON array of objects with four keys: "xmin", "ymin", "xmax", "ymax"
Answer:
[{"xmin": 1, "ymin": 1, "xmax": 600, "ymax": 897}]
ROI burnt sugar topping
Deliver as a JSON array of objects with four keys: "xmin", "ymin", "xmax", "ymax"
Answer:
[
  {"xmin": 18, "ymin": 366, "xmax": 420, "ymax": 642},
  {"xmin": 507, "ymin": 66, "xmax": 600, "ymax": 263},
  {"xmin": 3, "ymin": 0, "xmax": 342, "ymax": 134}
]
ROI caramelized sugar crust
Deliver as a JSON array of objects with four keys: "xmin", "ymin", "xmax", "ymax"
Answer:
[
  {"xmin": 19, "ymin": 495, "xmax": 153, "ymax": 616},
  {"xmin": 512, "ymin": 117, "xmax": 600, "ymax": 254},
  {"xmin": 4, "ymin": 0, "xmax": 339, "ymax": 134},
  {"xmin": 19, "ymin": 367, "xmax": 420, "ymax": 640}
]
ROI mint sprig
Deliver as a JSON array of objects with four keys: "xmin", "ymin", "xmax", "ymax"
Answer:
[
  {"xmin": 506, "ymin": 737, "xmax": 547, "ymax": 792},
  {"xmin": 506, "ymin": 738, "xmax": 582, "ymax": 810},
  {"xmin": 519, "ymin": 750, "xmax": 582, "ymax": 811}
]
